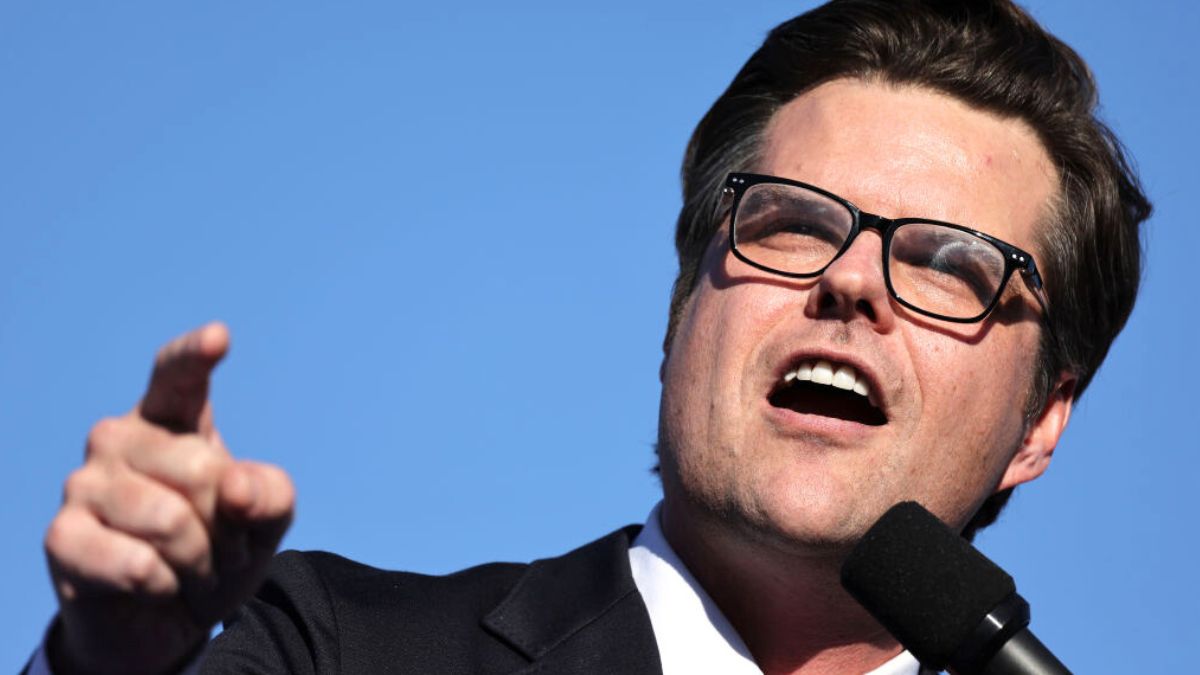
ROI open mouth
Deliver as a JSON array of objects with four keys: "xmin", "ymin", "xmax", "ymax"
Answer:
[{"xmin": 768, "ymin": 359, "xmax": 887, "ymax": 427}]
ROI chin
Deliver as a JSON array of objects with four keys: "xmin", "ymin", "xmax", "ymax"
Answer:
[{"xmin": 731, "ymin": 487, "xmax": 884, "ymax": 558}]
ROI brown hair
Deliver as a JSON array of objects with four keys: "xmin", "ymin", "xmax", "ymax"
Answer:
[{"xmin": 664, "ymin": 0, "xmax": 1151, "ymax": 539}]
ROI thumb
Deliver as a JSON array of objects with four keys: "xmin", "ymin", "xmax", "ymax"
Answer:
[
  {"xmin": 138, "ymin": 322, "xmax": 230, "ymax": 434},
  {"xmin": 215, "ymin": 461, "xmax": 295, "ymax": 570}
]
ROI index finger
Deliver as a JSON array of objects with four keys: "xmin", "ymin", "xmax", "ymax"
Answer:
[{"xmin": 138, "ymin": 322, "xmax": 230, "ymax": 434}]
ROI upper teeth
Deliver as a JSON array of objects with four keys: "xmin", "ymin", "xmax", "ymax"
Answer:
[{"xmin": 783, "ymin": 359, "xmax": 874, "ymax": 402}]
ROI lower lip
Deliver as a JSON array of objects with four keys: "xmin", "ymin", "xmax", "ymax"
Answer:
[{"xmin": 763, "ymin": 402, "xmax": 885, "ymax": 443}]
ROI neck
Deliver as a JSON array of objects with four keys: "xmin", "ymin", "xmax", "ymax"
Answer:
[{"xmin": 660, "ymin": 499, "xmax": 904, "ymax": 675}]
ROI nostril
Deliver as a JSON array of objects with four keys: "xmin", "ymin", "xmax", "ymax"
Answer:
[
  {"xmin": 819, "ymin": 292, "xmax": 838, "ymax": 311},
  {"xmin": 855, "ymin": 298, "xmax": 877, "ymax": 322}
]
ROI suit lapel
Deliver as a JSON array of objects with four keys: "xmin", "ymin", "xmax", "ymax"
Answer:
[
  {"xmin": 478, "ymin": 525, "xmax": 935, "ymax": 675},
  {"xmin": 482, "ymin": 525, "xmax": 662, "ymax": 675}
]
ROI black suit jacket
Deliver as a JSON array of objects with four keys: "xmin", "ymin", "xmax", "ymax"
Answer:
[
  {"xmin": 200, "ymin": 525, "xmax": 663, "ymax": 674},
  {"xmin": 25, "ymin": 525, "xmax": 937, "ymax": 674}
]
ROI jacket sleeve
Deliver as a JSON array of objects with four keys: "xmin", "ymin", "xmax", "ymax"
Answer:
[{"xmin": 200, "ymin": 551, "xmax": 341, "ymax": 674}]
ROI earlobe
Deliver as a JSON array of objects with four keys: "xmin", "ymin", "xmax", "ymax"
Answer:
[{"xmin": 997, "ymin": 372, "xmax": 1077, "ymax": 491}]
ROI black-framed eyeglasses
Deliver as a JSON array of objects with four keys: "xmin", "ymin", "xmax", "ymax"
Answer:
[{"xmin": 721, "ymin": 173, "xmax": 1053, "ymax": 325}]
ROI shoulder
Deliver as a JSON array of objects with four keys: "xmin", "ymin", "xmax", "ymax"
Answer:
[
  {"xmin": 268, "ymin": 548, "xmax": 530, "ymax": 621},
  {"xmin": 208, "ymin": 526, "xmax": 647, "ymax": 673},
  {"xmin": 207, "ymin": 552, "xmax": 533, "ymax": 673},
  {"xmin": 271, "ymin": 523, "xmax": 643, "ymax": 614}
]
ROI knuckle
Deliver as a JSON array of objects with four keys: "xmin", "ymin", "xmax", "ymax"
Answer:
[
  {"xmin": 179, "ymin": 443, "xmax": 225, "ymax": 492},
  {"xmin": 62, "ymin": 468, "xmax": 98, "ymax": 504},
  {"xmin": 265, "ymin": 466, "xmax": 297, "ymax": 509},
  {"xmin": 107, "ymin": 474, "xmax": 148, "ymax": 515},
  {"xmin": 150, "ymin": 494, "xmax": 194, "ymax": 536},
  {"xmin": 122, "ymin": 546, "xmax": 161, "ymax": 588},
  {"xmin": 43, "ymin": 511, "xmax": 78, "ymax": 556},
  {"xmin": 175, "ymin": 530, "xmax": 212, "ymax": 571},
  {"xmin": 85, "ymin": 417, "xmax": 126, "ymax": 459}
]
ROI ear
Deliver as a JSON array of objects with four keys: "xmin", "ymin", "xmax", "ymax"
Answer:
[{"xmin": 997, "ymin": 372, "xmax": 1077, "ymax": 491}]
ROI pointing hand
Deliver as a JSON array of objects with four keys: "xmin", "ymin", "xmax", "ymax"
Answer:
[{"xmin": 44, "ymin": 323, "xmax": 295, "ymax": 675}]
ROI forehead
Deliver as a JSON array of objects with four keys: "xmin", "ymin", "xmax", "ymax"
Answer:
[{"xmin": 758, "ymin": 79, "xmax": 1058, "ymax": 247}]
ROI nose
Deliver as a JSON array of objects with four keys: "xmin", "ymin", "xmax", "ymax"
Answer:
[{"xmin": 803, "ymin": 229, "xmax": 897, "ymax": 333}]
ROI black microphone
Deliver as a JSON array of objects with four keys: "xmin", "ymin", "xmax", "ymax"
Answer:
[{"xmin": 840, "ymin": 501, "xmax": 1071, "ymax": 674}]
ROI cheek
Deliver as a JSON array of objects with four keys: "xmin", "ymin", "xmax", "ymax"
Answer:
[
  {"xmin": 660, "ymin": 286, "xmax": 731, "ymax": 454},
  {"xmin": 678, "ymin": 292, "xmax": 749, "ymax": 405},
  {"xmin": 906, "ymin": 333, "xmax": 1034, "ymax": 494},
  {"xmin": 661, "ymin": 273, "xmax": 786, "ymax": 465},
  {"xmin": 670, "ymin": 264, "xmax": 778, "ymax": 384}
]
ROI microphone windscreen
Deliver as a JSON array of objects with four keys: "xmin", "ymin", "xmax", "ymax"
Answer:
[{"xmin": 840, "ymin": 501, "xmax": 1015, "ymax": 669}]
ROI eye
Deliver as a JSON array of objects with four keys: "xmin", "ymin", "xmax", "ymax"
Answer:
[
  {"xmin": 925, "ymin": 239, "xmax": 1003, "ymax": 304},
  {"xmin": 889, "ymin": 223, "xmax": 1006, "ymax": 315},
  {"xmin": 757, "ymin": 216, "xmax": 840, "ymax": 241},
  {"xmin": 731, "ymin": 182, "xmax": 855, "ymax": 274},
  {"xmin": 782, "ymin": 218, "xmax": 841, "ymax": 242},
  {"xmin": 738, "ymin": 213, "xmax": 848, "ymax": 255}
]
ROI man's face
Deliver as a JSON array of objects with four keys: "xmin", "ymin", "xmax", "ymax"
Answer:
[{"xmin": 659, "ymin": 79, "xmax": 1069, "ymax": 552}]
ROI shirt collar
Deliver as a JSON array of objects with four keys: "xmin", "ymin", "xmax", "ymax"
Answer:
[{"xmin": 628, "ymin": 502, "xmax": 922, "ymax": 675}]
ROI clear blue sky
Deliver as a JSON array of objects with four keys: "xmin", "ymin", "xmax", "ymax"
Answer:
[{"xmin": 2, "ymin": 1, "xmax": 1195, "ymax": 671}]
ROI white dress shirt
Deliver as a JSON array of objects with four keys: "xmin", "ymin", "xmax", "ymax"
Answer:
[{"xmin": 628, "ymin": 502, "xmax": 921, "ymax": 675}]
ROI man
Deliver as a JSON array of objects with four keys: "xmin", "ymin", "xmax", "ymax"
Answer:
[{"xmin": 30, "ymin": 1, "xmax": 1149, "ymax": 673}]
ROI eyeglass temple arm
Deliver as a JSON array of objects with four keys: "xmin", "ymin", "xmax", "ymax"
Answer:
[{"xmin": 1019, "ymin": 262, "xmax": 1062, "ymax": 353}]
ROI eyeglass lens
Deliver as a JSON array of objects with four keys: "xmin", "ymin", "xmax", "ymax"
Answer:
[{"xmin": 732, "ymin": 182, "xmax": 1008, "ymax": 320}]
